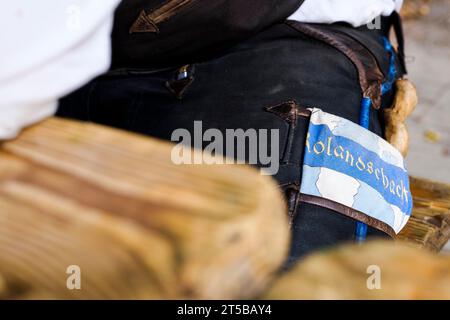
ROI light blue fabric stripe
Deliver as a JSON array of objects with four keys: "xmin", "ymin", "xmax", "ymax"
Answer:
[{"xmin": 304, "ymin": 122, "xmax": 413, "ymax": 215}]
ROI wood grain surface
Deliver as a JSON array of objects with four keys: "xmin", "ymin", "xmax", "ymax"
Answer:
[
  {"xmin": 1, "ymin": 117, "xmax": 449, "ymax": 299},
  {"xmin": 0, "ymin": 118, "xmax": 289, "ymax": 299},
  {"xmin": 264, "ymin": 240, "xmax": 450, "ymax": 300},
  {"xmin": 398, "ymin": 177, "xmax": 450, "ymax": 252}
]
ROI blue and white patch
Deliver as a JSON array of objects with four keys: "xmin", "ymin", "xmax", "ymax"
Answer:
[{"xmin": 300, "ymin": 108, "xmax": 412, "ymax": 234}]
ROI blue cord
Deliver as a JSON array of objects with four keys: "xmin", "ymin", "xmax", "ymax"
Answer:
[
  {"xmin": 381, "ymin": 37, "xmax": 397, "ymax": 95},
  {"xmin": 354, "ymin": 37, "xmax": 397, "ymax": 243},
  {"xmin": 359, "ymin": 97, "xmax": 372, "ymax": 128},
  {"xmin": 355, "ymin": 97, "xmax": 372, "ymax": 243},
  {"xmin": 355, "ymin": 221, "xmax": 368, "ymax": 243}
]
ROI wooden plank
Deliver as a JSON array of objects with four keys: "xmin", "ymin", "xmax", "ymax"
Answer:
[
  {"xmin": 1, "ymin": 117, "xmax": 449, "ymax": 299},
  {"xmin": 0, "ymin": 117, "xmax": 289, "ymax": 299},
  {"xmin": 264, "ymin": 240, "xmax": 450, "ymax": 299}
]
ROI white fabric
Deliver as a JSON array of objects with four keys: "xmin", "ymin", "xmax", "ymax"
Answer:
[
  {"xmin": 290, "ymin": 0, "xmax": 403, "ymax": 27},
  {"xmin": 0, "ymin": 1, "xmax": 120, "ymax": 140}
]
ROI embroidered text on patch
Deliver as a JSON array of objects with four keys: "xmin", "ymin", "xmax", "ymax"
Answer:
[{"xmin": 300, "ymin": 108, "xmax": 412, "ymax": 234}]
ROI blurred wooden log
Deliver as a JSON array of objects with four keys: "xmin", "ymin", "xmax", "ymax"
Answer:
[
  {"xmin": 0, "ymin": 273, "xmax": 5, "ymax": 297},
  {"xmin": 263, "ymin": 240, "xmax": 450, "ymax": 300},
  {"xmin": 0, "ymin": 117, "xmax": 289, "ymax": 299},
  {"xmin": 398, "ymin": 177, "xmax": 450, "ymax": 252}
]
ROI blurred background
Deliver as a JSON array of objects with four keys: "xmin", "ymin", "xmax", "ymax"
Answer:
[
  {"xmin": 403, "ymin": 0, "xmax": 450, "ymax": 183},
  {"xmin": 402, "ymin": 0, "xmax": 450, "ymax": 251}
]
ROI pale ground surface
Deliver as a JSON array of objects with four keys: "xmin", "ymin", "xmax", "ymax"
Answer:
[{"xmin": 402, "ymin": 0, "xmax": 450, "ymax": 251}]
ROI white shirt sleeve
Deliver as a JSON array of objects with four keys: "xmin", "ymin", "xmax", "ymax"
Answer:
[
  {"xmin": 289, "ymin": 0, "xmax": 403, "ymax": 27},
  {"xmin": 0, "ymin": 0, "xmax": 121, "ymax": 140}
]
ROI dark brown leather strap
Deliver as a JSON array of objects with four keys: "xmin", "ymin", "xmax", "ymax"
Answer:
[
  {"xmin": 286, "ymin": 21, "xmax": 384, "ymax": 109},
  {"xmin": 130, "ymin": 0, "xmax": 197, "ymax": 34},
  {"xmin": 265, "ymin": 100, "xmax": 311, "ymax": 164},
  {"xmin": 299, "ymin": 193, "xmax": 395, "ymax": 237}
]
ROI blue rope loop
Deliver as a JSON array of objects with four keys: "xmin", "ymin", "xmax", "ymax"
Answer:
[
  {"xmin": 355, "ymin": 222, "xmax": 368, "ymax": 243},
  {"xmin": 354, "ymin": 37, "xmax": 397, "ymax": 243},
  {"xmin": 359, "ymin": 97, "xmax": 372, "ymax": 129},
  {"xmin": 381, "ymin": 37, "xmax": 397, "ymax": 95}
]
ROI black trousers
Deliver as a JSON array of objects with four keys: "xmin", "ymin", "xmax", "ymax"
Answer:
[{"xmin": 58, "ymin": 20, "xmax": 404, "ymax": 263}]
